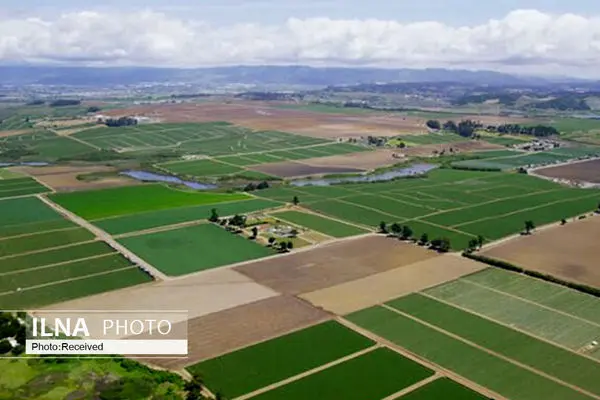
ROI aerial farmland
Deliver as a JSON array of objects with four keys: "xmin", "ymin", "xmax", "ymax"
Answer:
[{"xmin": 2, "ymin": 98, "xmax": 600, "ymax": 400}]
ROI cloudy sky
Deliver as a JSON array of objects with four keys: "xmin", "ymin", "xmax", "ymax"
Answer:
[{"xmin": 2, "ymin": 0, "xmax": 600, "ymax": 77}]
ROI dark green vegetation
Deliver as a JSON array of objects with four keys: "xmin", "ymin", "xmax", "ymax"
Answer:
[
  {"xmin": 187, "ymin": 321, "xmax": 374, "ymax": 398},
  {"xmin": 255, "ymin": 169, "xmax": 600, "ymax": 249},
  {"xmin": 50, "ymin": 184, "xmax": 250, "ymax": 220},
  {"xmin": 273, "ymin": 210, "xmax": 369, "ymax": 238},
  {"xmin": 0, "ymin": 228, "xmax": 94, "ymax": 257},
  {"xmin": 0, "ymin": 131, "xmax": 99, "ymax": 162},
  {"xmin": 118, "ymin": 223, "xmax": 274, "ymax": 276},
  {"xmin": 394, "ymin": 378, "xmax": 488, "ymax": 400},
  {"xmin": 347, "ymin": 306, "xmax": 592, "ymax": 400},
  {"xmin": 0, "ymin": 197, "xmax": 75, "ymax": 238},
  {"xmin": 0, "ymin": 177, "xmax": 49, "ymax": 199},
  {"xmin": 252, "ymin": 348, "xmax": 433, "ymax": 400},
  {"xmin": 96, "ymin": 198, "xmax": 280, "ymax": 235},
  {"xmin": 0, "ymin": 357, "xmax": 186, "ymax": 400}
]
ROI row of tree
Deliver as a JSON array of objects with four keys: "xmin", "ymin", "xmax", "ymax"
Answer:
[
  {"xmin": 426, "ymin": 119, "xmax": 559, "ymax": 138},
  {"xmin": 244, "ymin": 181, "xmax": 270, "ymax": 192},
  {"xmin": 379, "ymin": 222, "xmax": 451, "ymax": 252},
  {"xmin": 103, "ymin": 116, "xmax": 138, "ymax": 127}
]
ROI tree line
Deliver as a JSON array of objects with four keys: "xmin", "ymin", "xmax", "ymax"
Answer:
[
  {"xmin": 426, "ymin": 119, "xmax": 559, "ymax": 138},
  {"xmin": 102, "ymin": 117, "xmax": 138, "ymax": 127}
]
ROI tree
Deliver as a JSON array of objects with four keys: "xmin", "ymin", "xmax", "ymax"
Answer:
[
  {"xmin": 0, "ymin": 339, "xmax": 13, "ymax": 355},
  {"xmin": 257, "ymin": 181, "xmax": 270, "ymax": 190},
  {"xmin": 379, "ymin": 221, "xmax": 388, "ymax": 234},
  {"xmin": 443, "ymin": 120, "xmax": 458, "ymax": 132},
  {"xmin": 292, "ymin": 196, "xmax": 299, "ymax": 206},
  {"xmin": 468, "ymin": 239, "xmax": 479, "ymax": 252},
  {"xmin": 426, "ymin": 120, "xmax": 441, "ymax": 130},
  {"xmin": 390, "ymin": 223, "xmax": 402, "ymax": 237},
  {"xmin": 268, "ymin": 237, "xmax": 276, "ymax": 246},
  {"xmin": 524, "ymin": 220, "xmax": 535, "ymax": 235},
  {"xmin": 419, "ymin": 233, "xmax": 429, "ymax": 245},
  {"xmin": 208, "ymin": 208, "xmax": 219, "ymax": 223},
  {"xmin": 229, "ymin": 214, "xmax": 247, "ymax": 228},
  {"xmin": 287, "ymin": 241, "xmax": 294, "ymax": 250},
  {"xmin": 278, "ymin": 242, "xmax": 288, "ymax": 252},
  {"xmin": 251, "ymin": 227, "xmax": 258, "ymax": 239},
  {"xmin": 438, "ymin": 238, "xmax": 451, "ymax": 253},
  {"xmin": 184, "ymin": 374, "xmax": 204, "ymax": 400},
  {"xmin": 561, "ymin": 218, "xmax": 567, "ymax": 225},
  {"xmin": 401, "ymin": 225, "xmax": 413, "ymax": 240},
  {"xmin": 477, "ymin": 235, "xmax": 485, "ymax": 249},
  {"xmin": 244, "ymin": 183, "xmax": 257, "ymax": 192}
]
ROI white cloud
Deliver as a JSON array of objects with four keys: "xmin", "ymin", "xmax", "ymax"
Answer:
[{"xmin": 1, "ymin": 9, "xmax": 600, "ymax": 76}]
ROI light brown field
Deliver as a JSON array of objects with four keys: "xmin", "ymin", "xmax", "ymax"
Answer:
[
  {"xmin": 535, "ymin": 159, "xmax": 600, "ymax": 184},
  {"xmin": 149, "ymin": 295, "xmax": 330, "ymax": 369},
  {"xmin": 41, "ymin": 269, "xmax": 279, "ymax": 320},
  {"xmin": 0, "ymin": 129, "xmax": 33, "ymax": 138},
  {"xmin": 234, "ymin": 235, "xmax": 438, "ymax": 295},
  {"xmin": 9, "ymin": 165, "xmax": 138, "ymax": 191},
  {"xmin": 301, "ymin": 255, "xmax": 485, "ymax": 315},
  {"xmin": 296, "ymin": 149, "xmax": 400, "ymax": 170},
  {"xmin": 482, "ymin": 216, "xmax": 600, "ymax": 287}
]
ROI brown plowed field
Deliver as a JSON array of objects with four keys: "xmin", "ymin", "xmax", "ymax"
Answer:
[
  {"xmin": 10, "ymin": 165, "xmax": 138, "ymax": 191},
  {"xmin": 148, "ymin": 295, "xmax": 330, "ymax": 369},
  {"xmin": 301, "ymin": 255, "xmax": 485, "ymax": 315},
  {"xmin": 482, "ymin": 216, "xmax": 600, "ymax": 287},
  {"xmin": 535, "ymin": 159, "xmax": 600, "ymax": 183},
  {"xmin": 234, "ymin": 235, "xmax": 438, "ymax": 295},
  {"xmin": 287, "ymin": 149, "xmax": 400, "ymax": 170},
  {"xmin": 250, "ymin": 162, "xmax": 365, "ymax": 178}
]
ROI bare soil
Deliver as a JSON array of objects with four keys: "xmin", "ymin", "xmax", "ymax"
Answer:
[
  {"xmin": 42, "ymin": 268, "xmax": 279, "ymax": 320},
  {"xmin": 148, "ymin": 295, "xmax": 330, "ymax": 369},
  {"xmin": 301, "ymin": 255, "xmax": 485, "ymax": 315},
  {"xmin": 482, "ymin": 216, "xmax": 600, "ymax": 287},
  {"xmin": 0, "ymin": 129, "xmax": 33, "ymax": 138},
  {"xmin": 535, "ymin": 159, "xmax": 600, "ymax": 184},
  {"xmin": 10, "ymin": 165, "xmax": 138, "ymax": 191},
  {"xmin": 234, "ymin": 235, "xmax": 438, "ymax": 295},
  {"xmin": 250, "ymin": 162, "xmax": 365, "ymax": 178}
]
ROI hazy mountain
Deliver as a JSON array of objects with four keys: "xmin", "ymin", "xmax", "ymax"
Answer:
[{"xmin": 0, "ymin": 65, "xmax": 561, "ymax": 87}]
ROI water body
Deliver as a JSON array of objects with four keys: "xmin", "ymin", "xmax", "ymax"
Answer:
[
  {"xmin": 291, "ymin": 164, "xmax": 437, "ymax": 187},
  {"xmin": 121, "ymin": 170, "xmax": 217, "ymax": 190},
  {"xmin": 0, "ymin": 162, "xmax": 51, "ymax": 167}
]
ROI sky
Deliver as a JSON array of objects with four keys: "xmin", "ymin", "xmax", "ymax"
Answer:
[{"xmin": 1, "ymin": 0, "xmax": 600, "ymax": 77}]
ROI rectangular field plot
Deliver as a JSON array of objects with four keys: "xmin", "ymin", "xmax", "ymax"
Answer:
[
  {"xmin": 0, "ymin": 177, "xmax": 49, "ymax": 199},
  {"xmin": 0, "ymin": 197, "xmax": 74, "ymax": 238},
  {"xmin": 0, "ymin": 242, "xmax": 115, "ymax": 273},
  {"xmin": 465, "ymin": 268, "xmax": 600, "ymax": 325},
  {"xmin": 395, "ymin": 378, "xmax": 488, "ymax": 400},
  {"xmin": 343, "ymin": 194, "xmax": 434, "ymax": 219},
  {"xmin": 252, "ymin": 348, "xmax": 433, "ymax": 400},
  {"xmin": 0, "ymin": 228, "xmax": 95, "ymax": 257},
  {"xmin": 159, "ymin": 159, "xmax": 243, "ymax": 177},
  {"xmin": 424, "ymin": 279, "xmax": 600, "ymax": 356},
  {"xmin": 347, "ymin": 307, "xmax": 593, "ymax": 400},
  {"xmin": 96, "ymin": 199, "xmax": 280, "ymax": 235},
  {"xmin": 50, "ymin": 184, "xmax": 250, "ymax": 220},
  {"xmin": 273, "ymin": 211, "xmax": 369, "ymax": 238},
  {"xmin": 187, "ymin": 321, "xmax": 374, "ymax": 398},
  {"xmin": 0, "ymin": 267, "xmax": 152, "ymax": 309},
  {"xmin": 119, "ymin": 223, "xmax": 274, "ymax": 276},
  {"xmin": 388, "ymin": 294, "xmax": 600, "ymax": 396},
  {"xmin": 307, "ymin": 200, "xmax": 400, "ymax": 227}
]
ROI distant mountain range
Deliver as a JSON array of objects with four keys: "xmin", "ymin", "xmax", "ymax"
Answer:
[{"xmin": 0, "ymin": 65, "xmax": 583, "ymax": 87}]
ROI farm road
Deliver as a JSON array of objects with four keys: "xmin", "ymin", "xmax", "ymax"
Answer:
[{"xmin": 37, "ymin": 195, "xmax": 170, "ymax": 281}]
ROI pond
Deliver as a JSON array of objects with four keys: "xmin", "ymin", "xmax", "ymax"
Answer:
[
  {"xmin": 290, "ymin": 164, "xmax": 437, "ymax": 187},
  {"xmin": 121, "ymin": 170, "xmax": 218, "ymax": 190}
]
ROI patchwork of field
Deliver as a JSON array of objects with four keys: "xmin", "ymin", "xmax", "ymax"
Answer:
[
  {"xmin": 235, "ymin": 236, "xmax": 438, "ymax": 295},
  {"xmin": 272, "ymin": 210, "xmax": 369, "ymax": 238},
  {"xmin": 347, "ymin": 269, "xmax": 600, "ymax": 400},
  {"xmin": 158, "ymin": 142, "xmax": 370, "ymax": 178},
  {"xmin": 255, "ymin": 169, "xmax": 600, "ymax": 249},
  {"xmin": 118, "ymin": 223, "xmax": 275, "ymax": 276},
  {"xmin": 482, "ymin": 216, "xmax": 600, "ymax": 287},
  {"xmin": 49, "ymin": 184, "xmax": 251, "ymax": 220},
  {"xmin": 0, "ymin": 177, "xmax": 49, "ymax": 199},
  {"xmin": 250, "ymin": 161, "xmax": 365, "ymax": 178},
  {"xmin": 452, "ymin": 151, "xmax": 577, "ymax": 171},
  {"xmin": 0, "ymin": 130, "xmax": 96, "ymax": 160},
  {"xmin": 535, "ymin": 158, "xmax": 600, "ymax": 184},
  {"xmin": 10, "ymin": 165, "xmax": 137, "ymax": 191}
]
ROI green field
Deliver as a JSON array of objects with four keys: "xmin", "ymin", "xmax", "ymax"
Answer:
[
  {"xmin": 50, "ymin": 184, "xmax": 250, "ymax": 219},
  {"xmin": 187, "ymin": 321, "xmax": 374, "ymax": 398},
  {"xmin": 273, "ymin": 210, "xmax": 369, "ymax": 238},
  {"xmin": 347, "ymin": 307, "xmax": 592, "ymax": 400},
  {"xmin": 425, "ymin": 269, "xmax": 600, "ymax": 357},
  {"xmin": 118, "ymin": 223, "xmax": 274, "ymax": 276},
  {"xmin": 252, "ymin": 348, "xmax": 433, "ymax": 400},
  {"xmin": 0, "ymin": 242, "xmax": 115, "ymax": 273},
  {"xmin": 0, "ymin": 131, "xmax": 97, "ymax": 161},
  {"xmin": 0, "ymin": 197, "xmax": 74, "ymax": 238},
  {"xmin": 481, "ymin": 136, "xmax": 529, "ymax": 147},
  {"xmin": 0, "ymin": 168, "xmax": 25, "ymax": 179},
  {"xmin": 0, "ymin": 228, "xmax": 95, "ymax": 257},
  {"xmin": 95, "ymin": 199, "xmax": 281, "ymax": 235},
  {"xmin": 395, "ymin": 378, "xmax": 487, "ymax": 400},
  {"xmin": 159, "ymin": 159, "xmax": 243, "ymax": 177},
  {"xmin": 388, "ymin": 294, "xmax": 600, "ymax": 396},
  {"xmin": 0, "ymin": 268, "xmax": 152, "ymax": 309},
  {"xmin": 453, "ymin": 151, "xmax": 574, "ymax": 170},
  {"xmin": 0, "ymin": 177, "xmax": 49, "ymax": 199},
  {"xmin": 253, "ymin": 169, "xmax": 600, "ymax": 249}
]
